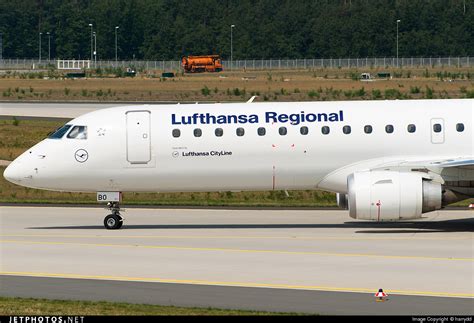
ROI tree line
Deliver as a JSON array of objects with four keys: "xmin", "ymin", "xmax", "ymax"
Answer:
[{"xmin": 0, "ymin": 0, "xmax": 472, "ymax": 60}]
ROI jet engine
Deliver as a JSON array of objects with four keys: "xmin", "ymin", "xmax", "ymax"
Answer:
[
  {"xmin": 347, "ymin": 171, "xmax": 442, "ymax": 221},
  {"xmin": 336, "ymin": 193, "xmax": 348, "ymax": 210}
]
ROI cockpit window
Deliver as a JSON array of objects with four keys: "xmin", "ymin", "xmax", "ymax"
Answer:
[
  {"xmin": 48, "ymin": 124, "xmax": 72, "ymax": 139},
  {"xmin": 67, "ymin": 126, "xmax": 88, "ymax": 139}
]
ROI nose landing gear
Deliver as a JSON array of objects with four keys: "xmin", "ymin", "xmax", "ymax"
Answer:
[{"xmin": 104, "ymin": 202, "xmax": 123, "ymax": 230}]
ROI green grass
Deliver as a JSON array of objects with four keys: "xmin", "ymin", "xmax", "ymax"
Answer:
[{"xmin": 0, "ymin": 296, "xmax": 297, "ymax": 315}]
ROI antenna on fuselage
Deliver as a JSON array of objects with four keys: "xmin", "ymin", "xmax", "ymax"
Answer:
[{"xmin": 246, "ymin": 96, "xmax": 257, "ymax": 103}]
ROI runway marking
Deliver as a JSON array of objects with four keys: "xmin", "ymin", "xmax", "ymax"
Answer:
[
  {"xmin": 0, "ymin": 234, "xmax": 470, "ymax": 241},
  {"xmin": 1, "ymin": 239, "xmax": 472, "ymax": 262},
  {"xmin": 1, "ymin": 271, "xmax": 472, "ymax": 299}
]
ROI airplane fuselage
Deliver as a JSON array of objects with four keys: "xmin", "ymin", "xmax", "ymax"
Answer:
[{"xmin": 5, "ymin": 99, "xmax": 473, "ymax": 195}]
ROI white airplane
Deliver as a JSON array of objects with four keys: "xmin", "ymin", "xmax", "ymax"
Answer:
[{"xmin": 4, "ymin": 99, "xmax": 474, "ymax": 229}]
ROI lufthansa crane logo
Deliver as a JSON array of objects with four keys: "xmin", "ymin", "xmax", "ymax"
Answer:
[{"xmin": 75, "ymin": 149, "xmax": 89, "ymax": 163}]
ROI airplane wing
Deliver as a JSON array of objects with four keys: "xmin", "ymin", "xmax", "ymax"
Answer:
[
  {"xmin": 432, "ymin": 159, "xmax": 474, "ymax": 169},
  {"xmin": 396, "ymin": 157, "xmax": 474, "ymax": 169}
]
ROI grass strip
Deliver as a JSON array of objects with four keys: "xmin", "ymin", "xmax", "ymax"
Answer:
[{"xmin": 0, "ymin": 296, "xmax": 299, "ymax": 315}]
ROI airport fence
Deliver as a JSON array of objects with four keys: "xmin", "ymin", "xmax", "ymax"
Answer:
[{"xmin": 0, "ymin": 56, "xmax": 473, "ymax": 71}]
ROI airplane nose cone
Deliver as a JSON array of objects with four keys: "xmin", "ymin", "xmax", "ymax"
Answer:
[{"xmin": 3, "ymin": 161, "xmax": 23, "ymax": 185}]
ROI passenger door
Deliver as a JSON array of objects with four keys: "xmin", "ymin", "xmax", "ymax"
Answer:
[{"xmin": 126, "ymin": 111, "xmax": 151, "ymax": 164}]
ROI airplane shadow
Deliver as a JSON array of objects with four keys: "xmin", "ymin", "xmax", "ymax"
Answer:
[{"xmin": 28, "ymin": 218, "xmax": 474, "ymax": 233}]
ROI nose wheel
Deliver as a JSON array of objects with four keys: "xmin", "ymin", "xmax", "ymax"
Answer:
[{"xmin": 104, "ymin": 202, "xmax": 123, "ymax": 230}]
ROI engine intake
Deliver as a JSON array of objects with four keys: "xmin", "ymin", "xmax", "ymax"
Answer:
[
  {"xmin": 348, "ymin": 171, "xmax": 442, "ymax": 221},
  {"xmin": 336, "ymin": 193, "xmax": 348, "ymax": 209}
]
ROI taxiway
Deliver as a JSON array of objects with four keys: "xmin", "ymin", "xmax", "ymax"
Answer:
[{"xmin": 0, "ymin": 206, "xmax": 472, "ymax": 314}]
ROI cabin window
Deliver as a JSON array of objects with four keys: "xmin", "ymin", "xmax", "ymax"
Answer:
[
  {"xmin": 48, "ymin": 124, "xmax": 72, "ymax": 139},
  {"xmin": 236, "ymin": 127, "xmax": 245, "ymax": 136},
  {"xmin": 364, "ymin": 125, "xmax": 373, "ymax": 134},
  {"xmin": 172, "ymin": 129, "xmax": 181, "ymax": 138},
  {"xmin": 215, "ymin": 128, "xmax": 224, "ymax": 137},
  {"xmin": 194, "ymin": 128, "xmax": 202, "ymax": 137},
  {"xmin": 407, "ymin": 124, "xmax": 416, "ymax": 133},
  {"xmin": 343, "ymin": 125, "xmax": 351, "ymax": 134},
  {"xmin": 67, "ymin": 125, "xmax": 87, "ymax": 139},
  {"xmin": 433, "ymin": 123, "xmax": 442, "ymax": 133},
  {"xmin": 300, "ymin": 126, "xmax": 309, "ymax": 135},
  {"xmin": 257, "ymin": 127, "xmax": 266, "ymax": 136},
  {"xmin": 321, "ymin": 126, "xmax": 330, "ymax": 135},
  {"xmin": 279, "ymin": 127, "xmax": 287, "ymax": 136},
  {"xmin": 385, "ymin": 125, "xmax": 394, "ymax": 133},
  {"xmin": 456, "ymin": 123, "xmax": 465, "ymax": 132}
]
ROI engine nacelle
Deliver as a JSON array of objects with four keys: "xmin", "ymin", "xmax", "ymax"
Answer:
[
  {"xmin": 348, "ymin": 171, "xmax": 442, "ymax": 221},
  {"xmin": 336, "ymin": 193, "xmax": 348, "ymax": 209}
]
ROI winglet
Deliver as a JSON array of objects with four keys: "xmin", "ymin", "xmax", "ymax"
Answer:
[{"xmin": 246, "ymin": 96, "xmax": 257, "ymax": 103}]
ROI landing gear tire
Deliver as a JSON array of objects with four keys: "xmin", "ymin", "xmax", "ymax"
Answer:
[
  {"xmin": 104, "ymin": 214, "xmax": 123, "ymax": 230},
  {"xmin": 103, "ymin": 201, "xmax": 124, "ymax": 230}
]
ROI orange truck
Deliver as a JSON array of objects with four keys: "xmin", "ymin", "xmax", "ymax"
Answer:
[{"xmin": 181, "ymin": 55, "xmax": 223, "ymax": 73}]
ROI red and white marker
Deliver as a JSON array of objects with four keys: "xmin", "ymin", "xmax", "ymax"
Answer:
[
  {"xmin": 375, "ymin": 289, "xmax": 388, "ymax": 302},
  {"xmin": 376, "ymin": 200, "xmax": 382, "ymax": 222},
  {"xmin": 469, "ymin": 204, "xmax": 474, "ymax": 209}
]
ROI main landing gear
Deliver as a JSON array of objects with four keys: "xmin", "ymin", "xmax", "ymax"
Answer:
[{"xmin": 104, "ymin": 202, "xmax": 123, "ymax": 230}]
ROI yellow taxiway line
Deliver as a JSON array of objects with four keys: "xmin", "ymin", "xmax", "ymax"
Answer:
[
  {"xmin": 0, "ymin": 234, "xmax": 470, "ymax": 241},
  {"xmin": 1, "ymin": 239, "xmax": 472, "ymax": 262},
  {"xmin": 0, "ymin": 271, "xmax": 472, "ymax": 298}
]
